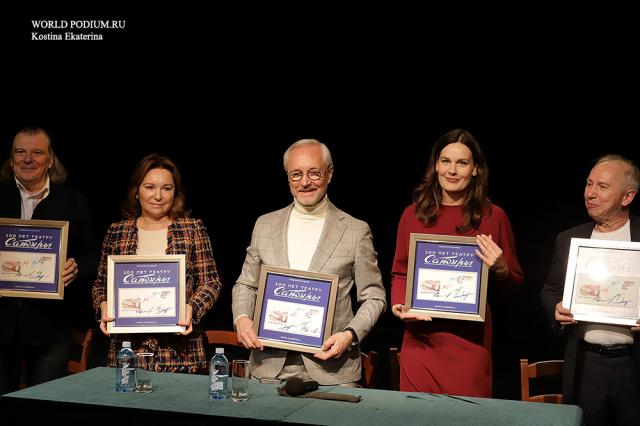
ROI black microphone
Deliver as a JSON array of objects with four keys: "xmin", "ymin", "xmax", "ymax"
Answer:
[
  {"xmin": 284, "ymin": 377, "xmax": 319, "ymax": 396},
  {"xmin": 278, "ymin": 377, "xmax": 362, "ymax": 403}
]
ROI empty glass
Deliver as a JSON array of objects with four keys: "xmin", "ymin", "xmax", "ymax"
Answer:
[{"xmin": 231, "ymin": 360, "xmax": 249, "ymax": 401}]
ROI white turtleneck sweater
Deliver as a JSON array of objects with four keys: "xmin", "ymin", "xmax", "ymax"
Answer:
[{"xmin": 287, "ymin": 196, "xmax": 329, "ymax": 270}]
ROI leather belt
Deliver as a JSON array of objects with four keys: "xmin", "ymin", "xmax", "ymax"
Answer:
[{"xmin": 581, "ymin": 341, "xmax": 634, "ymax": 358}]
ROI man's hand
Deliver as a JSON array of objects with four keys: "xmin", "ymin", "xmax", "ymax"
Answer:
[
  {"xmin": 235, "ymin": 316, "xmax": 263, "ymax": 350},
  {"xmin": 314, "ymin": 331, "xmax": 352, "ymax": 361},
  {"xmin": 62, "ymin": 258, "xmax": 79, "ymax": 287},
  {"xmin": 555, "ymin": 302, "xmax": 576, "ymax": 325},
  {"xmin": 631, "ymin": 319, "xmax": 640, "ymax": 333}
]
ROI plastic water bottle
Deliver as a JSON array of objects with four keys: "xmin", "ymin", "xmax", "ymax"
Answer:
[
  {"xmin": 209, "ymin": 347, "xmax": 229, "ymax": 400},
  {"xmin": 115, "ymin": 341, "xmax": 136, "ymax": 392}
]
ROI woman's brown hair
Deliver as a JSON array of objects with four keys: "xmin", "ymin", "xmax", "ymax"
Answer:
[
  {"xmin": 121, "ymin": 154, "xmax": 190, "ymax": 219},
  {"xmin": 413, "ymin": 129, "xmax": 491, "ymax": 233}
]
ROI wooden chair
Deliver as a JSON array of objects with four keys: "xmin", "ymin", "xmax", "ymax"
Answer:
[
  {"xmin": 360, "ymin": 350, "xmax": 378, "ymax": 388},
  {"xmin": 68, "ymin": 328, "xmax": 94, "ymax": 374},
  {"xmin": 19, "ymin": 328, "xmax": 94, "ymax": 388},
  {"xmin": 520, "ymin": 358, "xmax": 564, "ymax": 403},
  {"xmin": 203, "ymin": 330, "xmax": 241, "ymax": 347},
  {"xmin": 202, "ymin": 330, "xmax": 249, "ymax": 372},
  {"xmin": 389, "ymin": 347, "xmax": 400, "ymax": 391}
]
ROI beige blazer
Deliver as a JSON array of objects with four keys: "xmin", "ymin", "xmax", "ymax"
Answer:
[{"xmin": 232, "ymin": 201, "xmax": 387, "ymax": 384}]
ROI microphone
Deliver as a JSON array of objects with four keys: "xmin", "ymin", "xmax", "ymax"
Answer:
[
  {"xmin": 278, "ymin": 377, "xmax": 362, "ymax": 403},
  {"xmin": 284, "ymin": 377, "xmax": 319, "ymax": 396}
]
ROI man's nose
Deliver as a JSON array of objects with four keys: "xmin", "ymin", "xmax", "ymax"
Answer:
[{"xmin": 585, "ymin": 187, "xmax": 596, "ymax": 198}]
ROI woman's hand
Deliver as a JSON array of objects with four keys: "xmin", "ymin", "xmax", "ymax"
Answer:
[
  {"xmin": 177, "ymin": 304, "xmax": 194, "ymax": 335},
  {"xmin": 476, "ymin": 234, "xmax": 509, "ymax": 279},
  {"xmin": 392, "ymin": 304, "xmax": 432, "ymax": 322},
  {"xmin": 98, "ymin": 301, "xmax": 115, "ymax": 336}
]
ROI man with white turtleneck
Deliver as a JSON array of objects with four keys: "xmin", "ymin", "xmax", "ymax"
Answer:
[
  {"xmin": 541, "ymin": 155, "xmax": 640, "ymax": 426},
  {"xmin": 232, "ymin": 139, "xmax": 386, "ymax": 386}
]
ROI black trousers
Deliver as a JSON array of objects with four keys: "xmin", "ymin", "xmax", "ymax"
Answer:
[
  {"xmin": 576, "ymin": 348, "xmax": 640, "ymax": 426},
  {"xmin": 0, "ymin": 338, "xmax": 70, "ymax": 395}
]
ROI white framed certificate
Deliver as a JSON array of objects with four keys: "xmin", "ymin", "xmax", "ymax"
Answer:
[{"xmin": 562, "ymin": 238, "xmax": 640, "ymax": 326}]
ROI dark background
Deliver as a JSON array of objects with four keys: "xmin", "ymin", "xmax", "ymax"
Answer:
[{"xmin": 2, "ymin": 7, "xmax": 639, "ymax": 398}]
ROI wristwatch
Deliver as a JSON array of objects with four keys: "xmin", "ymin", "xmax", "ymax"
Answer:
[{"xmin": 344, "ymin": 327, "xmax": 359, "ymax": 350}]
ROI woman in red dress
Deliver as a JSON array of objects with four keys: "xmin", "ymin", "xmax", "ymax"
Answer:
[{"xmin": 390, "ymin": 129, "xmax": 523, "ymax": 397}]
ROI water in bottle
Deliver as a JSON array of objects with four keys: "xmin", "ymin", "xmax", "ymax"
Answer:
[
  {"xmin": 115, "ymin": 341, "xmax": 136, "ymax": 392},
  {"xmin": 209, "ymin": 347, "xmax": 229, "ymax": 400}
]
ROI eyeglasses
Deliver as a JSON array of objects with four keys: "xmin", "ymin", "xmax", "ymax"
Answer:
[{"xmin": 287, "ymin": 167, "xmax": 330, "ymax": 182}]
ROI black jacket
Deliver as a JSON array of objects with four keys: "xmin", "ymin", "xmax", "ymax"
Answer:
[
  {"xmin": 0, "ymin": 182, "xmax": 97, "ymax": 345},
  {"xmin": 539, "ymin": 217, "xmax": 640, "ymax": 403}
]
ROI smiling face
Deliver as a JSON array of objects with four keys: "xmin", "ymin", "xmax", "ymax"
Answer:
[
  {"xmin": 286, "ymin": 144, "xmax": 333, "ymax": 207},
  {"xmin": 137, "ymin": 168, "xmax": 175, "ymax": 222},
  {"xmin": 11, "ymin": 131, "xmax": 53, "ymax": 191},
  {"xmin": 584, "ymin": 160, "xmax": 636, "ymax": 226},
  {"xmin": 434, "ymin": 142, "xmax": 477, "ymax": 204}
]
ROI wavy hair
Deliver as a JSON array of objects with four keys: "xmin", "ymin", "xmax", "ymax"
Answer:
[{"xmin": 413, "ymin": 129, "xmax": 492, "ymax": 233}]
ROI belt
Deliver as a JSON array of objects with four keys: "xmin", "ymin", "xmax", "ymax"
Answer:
[{"xmin": 581, "ymin": 341, "xmax": 634, "ymax": 358}]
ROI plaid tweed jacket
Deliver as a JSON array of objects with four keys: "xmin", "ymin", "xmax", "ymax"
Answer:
[{"xmin": 92, "ymin": 217, "xmax": 222, "ymax": 373}]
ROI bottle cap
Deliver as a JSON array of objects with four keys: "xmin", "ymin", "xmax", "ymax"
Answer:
[
  {"xmin": 215, "ymin": 347, "xmax": 224, "ymax": 354},
  {"xmin": 122, "ymin": 341, "xmax": 132, "ymax": 348}
]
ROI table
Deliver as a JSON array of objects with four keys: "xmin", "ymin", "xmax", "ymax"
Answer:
[{"xmin": 0, "ymin": 367, "xmax": 583, "ymax": 426}]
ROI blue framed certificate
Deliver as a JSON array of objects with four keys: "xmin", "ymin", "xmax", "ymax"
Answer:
[
  {"xmin": 562, "ymin": 238, "xmax": 640, "ymax": 326},
  {"xmin": 0, "ymin": 218, "xmax": 68, "ymax": 300},
  {"xmin": 253, "ymin": 265, "xmax": 339, "ymax": 354},
  {"xmin": 107, "ymin": 255, "xmax": 186, "ymax": 334},
  {"xmin": 405, "ymin": 233, "xmax": 488, "ymax": 322}
]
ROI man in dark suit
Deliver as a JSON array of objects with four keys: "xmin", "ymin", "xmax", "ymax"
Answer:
[
  {"xmin": 541, "ymin": 154, "xmax": 640, "ymax": 426},
  {"xmin": 0, "ymin": 126, "xmax": 97, "ymax": 393}
]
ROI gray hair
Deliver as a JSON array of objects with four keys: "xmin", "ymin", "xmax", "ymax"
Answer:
[
  {"xmin": 0, "ymin": 126, "xmax": 68, "ymax": 184},
  {"xmin": 283, "ymin": 139, "xmax": 333, "ymax": 171},
  {"xmin": 594, "ymin": 154, "xmax": 640, "ymax": 191}
]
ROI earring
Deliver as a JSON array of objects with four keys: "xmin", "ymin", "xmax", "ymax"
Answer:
[{"xmin": 135, "ymin": 194, "xmax": 139, "ymax": 200}]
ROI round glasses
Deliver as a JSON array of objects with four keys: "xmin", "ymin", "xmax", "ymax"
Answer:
[{"xmin": 288, "ymin": 168, "xmax": 326, "ymax": 182}]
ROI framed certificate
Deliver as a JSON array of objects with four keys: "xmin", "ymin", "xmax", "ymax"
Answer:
[
  {"xmin": 562, "ymin": 238, "xmax": 640, "ymax": 326},
  {"xmin": 107, "ymin": 255, "xmax": 186, "ymax": 334},
  {"xmin": 253, "ymin": 265, "xmax": 339, "ymax": 354},
  {"xmin": 405, "ymin": 233, "xmax": 489, "ymax": 322},
  {"xmin": 0, "ymin": 218, "xmax": 68, "ymax": 300}
]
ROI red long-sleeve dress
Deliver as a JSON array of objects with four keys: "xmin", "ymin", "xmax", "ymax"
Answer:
[{"xmin": 390, "ymin": 203, "xmax": 523, "ymax": 397}]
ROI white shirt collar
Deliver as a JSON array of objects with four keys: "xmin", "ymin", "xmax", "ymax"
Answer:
[{"xmin": 15, "ymin": 175, "xmax": 50, "ymax": 199}]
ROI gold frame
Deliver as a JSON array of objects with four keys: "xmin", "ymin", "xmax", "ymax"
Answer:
[
  {"xmin": 107, "ymin": 254, "xmax": 186, "ymax": 334},
  {"xmin": 0, "ymin": 218, "xmax": 69, "ymax": 300},
  {"xmin": 405, "ymin": 233, "xmax": 488, "ymax": 322},
  {"xmin": 253, "ymin": 265, "xmax": 339, "ymax": 354}
]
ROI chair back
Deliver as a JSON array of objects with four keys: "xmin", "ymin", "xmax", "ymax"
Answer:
[
  {"xmin": 520, "ymin": 358, "xmax": 564, "ymax": 403},
  {"xmin": 360, "ymin": 350, "xmax": 378, "ymax": 388},
  {"xmin": 202, "ymin": 330, "xmax": 249, "ymax": 371},
  {"xmin": 68, "ymin": 328, "xmax": 94, "ymax": 374},
  {"xmin": 389, "ymin": 347, "xmax": 400, "ymax": 391}
]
